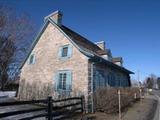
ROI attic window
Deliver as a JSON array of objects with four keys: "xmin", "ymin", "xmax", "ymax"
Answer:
[
  {"xmin": 62, "ymin": 47, "xmax": 68, "ymax": 57},
  {"xmin": 58, "ymin": 45, "xmax": 72, "ymax": 59}
]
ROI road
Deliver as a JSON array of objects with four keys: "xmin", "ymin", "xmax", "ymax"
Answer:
[{"xmin": 153, "ymin": 90, "xmax": 160, "ymax": 120}]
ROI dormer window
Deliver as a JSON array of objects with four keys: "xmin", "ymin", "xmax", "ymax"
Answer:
[{"xmin": 58, "ymin": 45, "xmax": 72, "ymax": 59}]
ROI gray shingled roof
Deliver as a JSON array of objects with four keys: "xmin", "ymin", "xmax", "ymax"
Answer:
[{"xmin": 59, "ymin": 25, "xmax": 133, "ymax": 74}]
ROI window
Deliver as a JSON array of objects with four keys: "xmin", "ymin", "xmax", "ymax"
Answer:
[
  {"xmin": 58, "ymin": 45, "xmax": 72, "ymax": 59},
  {"xmin": 62, "ymin": 47, "xmax": 68, "ymax": 57},
  {"xmin": 55, "ymin": 71, "xmax": 72, "ymax": 91},
  {"xmin": 28, "ymin": 54, "xmax": 35, "ymax": 65},
  {"xmin": 93, "ymin": 70, "xmax": 105, "ymax": 91},
  {"xmin": 108, "ymin": 73, "xmax": 116, "ymax": 87}
]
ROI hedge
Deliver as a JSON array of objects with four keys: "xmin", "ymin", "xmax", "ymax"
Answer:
[{"xmin": 93, "ymin": 87, "xmax": 142, "ymax": 113}]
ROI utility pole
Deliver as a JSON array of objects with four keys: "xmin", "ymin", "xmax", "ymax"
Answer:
[{"xmin": 137, "ymin": 70, "xmax": 140, "ymax": 88}]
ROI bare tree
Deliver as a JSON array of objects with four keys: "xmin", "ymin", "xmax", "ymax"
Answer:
[
  {"xmin": 145, "ymin": 77, "xmax": 154, "ymax": 89},
  {"xmin": 157, "ymin": 77, "xmax": 160, "ymax": 89},
  {"xmin": 0, "ymin": 4, "xmax": 35, "ymax": 90}
]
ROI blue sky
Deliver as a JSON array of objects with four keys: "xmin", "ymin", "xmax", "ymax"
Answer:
[{"xmin": 1, "ymin": 0, "xmax": 160, "ymax": 81}]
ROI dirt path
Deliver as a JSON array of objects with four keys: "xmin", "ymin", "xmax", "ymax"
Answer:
[
  {"xmin": 153, "ymin": 95, "xmax": 160, "ymax": 120},
  {"xmin": 123, "ymin": 97, "xmax": 157, "ymax": 120}
]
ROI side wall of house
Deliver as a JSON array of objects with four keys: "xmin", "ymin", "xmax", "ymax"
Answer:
[
  {"xmin": 18, "ymin": 23, "xmax": 89, "ymax": 100},
  {"xmin": 88, "ymin": 61, "xmax": 130, "ymax": 92}
]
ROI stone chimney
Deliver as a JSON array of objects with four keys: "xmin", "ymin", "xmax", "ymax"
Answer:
[
  {"xmin": 95, "ymin": 41, "xmax": 105, "ymax": 50},
  {"xmin": 45, "ymin": 10, "xmax": 63, "ymax": 26}
]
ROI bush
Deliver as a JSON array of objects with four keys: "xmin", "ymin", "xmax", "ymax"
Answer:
[{"xmin": 93, "ymin": 87, "xmax": 141, "ymax": 113}]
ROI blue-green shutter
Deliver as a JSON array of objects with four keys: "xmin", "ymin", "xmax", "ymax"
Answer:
[
  {"xmin": 67, "ymin": 45, "xmax": 72, "ymax": 58},
  {"xmin": 32, "ymin": 55, "xmax": 36, "ymax": 64},
  {"xmin": 66, "ymin": 71, "xmax": 72, "ymax": 91},
  {"xmin": 28, "ymin": 55, "xmax": 32, "ymax": 64},
  {"xmin": 55, "ymin": 72, "xmax": 59, "ymax": 91},
  {"xmin": 27, "ymin": 57, "xmax": 30, "ymax": 65},
  {"xmin": 58, "ymin": 47, "xmax": 62, "ymax": 58}
]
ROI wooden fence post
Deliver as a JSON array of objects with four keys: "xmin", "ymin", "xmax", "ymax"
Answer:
[
  {"xmin": 118, "ymin": 90, "xmax": 121, "ymax": 120},
  {"xmin": 47, "ymin": 96, "xmax": 53, "ymax": 120},
  {"xmin": 81, "ymin": 96, "xmax": 84, "ymax": 113}
]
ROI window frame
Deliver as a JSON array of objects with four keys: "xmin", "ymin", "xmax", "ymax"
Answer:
[
  {"xmin": 58, "ymin": 44, "xmax": 72, "ymax": 60},
  {"xmin": 61, "ymin": 46, "xmax": 68, "ymax": 57},
  {"xmin": 58, "ymin": 72, "xmax": 67, "ymax": 90},
  {"xmin": 55, "ymin": 70, "xmax": 72, "ymax": 92}
]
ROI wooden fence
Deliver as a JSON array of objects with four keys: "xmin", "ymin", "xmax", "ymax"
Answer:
[{"xmin": 0, "ymin": 96, "xmax": 84, "ymax": 120}]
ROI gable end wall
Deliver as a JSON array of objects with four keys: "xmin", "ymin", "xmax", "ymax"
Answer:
[{"xmin": 18, "ymin": 23, "xmax": 89, "ymax": 100}]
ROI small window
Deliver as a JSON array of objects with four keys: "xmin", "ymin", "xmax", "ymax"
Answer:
[
  {"xmin": 58, "ymin": 45, "xmax": 72, "ymax": 59},
  {"xmin": 28, "ymin": 54, "xmax": 35, "ymax": 65},
  {"xmin": 62, "ymin": 47, "xmax": 68, "ymax": 57}
]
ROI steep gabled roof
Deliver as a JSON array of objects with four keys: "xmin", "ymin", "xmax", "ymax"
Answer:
[
  {"xmin": 19, "ymin": 17, "xmax": 133, "ymax": 74},
  {"xmin": 60, "ymin": 25, "xmax": 105, "ymax": 55}
]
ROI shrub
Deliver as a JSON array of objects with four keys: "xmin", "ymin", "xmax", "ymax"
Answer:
[{"xmin": 93, "ymin": 87, "xmax": 141, "ymax": 113}]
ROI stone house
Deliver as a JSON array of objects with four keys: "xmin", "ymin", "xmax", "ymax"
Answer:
[{"xmin": 18, "ymin": 11, "xmax": 133, "ymax": 110}]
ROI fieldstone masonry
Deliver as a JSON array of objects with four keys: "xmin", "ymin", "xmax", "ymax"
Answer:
[{"xmin": 18, "ymin": 23, "xmax": 89, "ymax": 101}]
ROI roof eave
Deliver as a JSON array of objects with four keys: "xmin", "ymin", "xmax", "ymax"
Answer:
[{"xmin": 90, "ymin": 55, "xmax": 134, "ymax": 74}]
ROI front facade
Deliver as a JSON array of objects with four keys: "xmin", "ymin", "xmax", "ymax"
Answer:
[{"xmin": 18, "ymin": 11, "xmax": 133, "ymax": 110}]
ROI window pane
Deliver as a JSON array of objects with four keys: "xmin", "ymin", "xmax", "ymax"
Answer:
[
  {"xmin": 62, "ymin": 47, "xmax": 68, "ymax": 57},
  {"xmin": 59, "ymin": 73, "xmax": 63, "ymax": 89},
  {"xmin": 62, "ymin": 73, "xmax": 67, "ymax": 90},
  {"xmin": 57, "ymin": 71, "xmax": 72, "ymax": 91},
  {"xmin": 58, "ymin": 73, "xmax": 67, "ymax": 90}
]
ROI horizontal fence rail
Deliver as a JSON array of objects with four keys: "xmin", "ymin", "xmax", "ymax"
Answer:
[
  {"xmin": 0, "ymin": 107, "xmax": 47, "ymax": 118},
  {"xmin": 0, "ymin": 96, "xmax": 84, "ymax": 120},
  {"xmin": 0, "ymin": 99, "xmax": 47, "ymax": 106}
]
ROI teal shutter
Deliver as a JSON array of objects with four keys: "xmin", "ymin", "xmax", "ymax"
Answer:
[
  {"xmin": 27, "ymin": 56, "xmax": 30, "ymax": 64},
  {"xmin": 58, "ymin": 47, "xmax": 62, "ymax": 58},
  {"xmin": 32, "ymin": 55, "xmax": 36, "ymax": 64},
  {"xmin": 66, "ymin": 71, "xmax": 72, "ymax": 91},
  {"xmin": 67, "ymin": 45, "xmax": 72, "ymax": 58},
  {"xmin": 55, "ymin": 72, "xmax": 59, "ymax": 91},
  {"xmin": 28, "ymin": 55, "xmax": 32, "ymax": 64}
]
